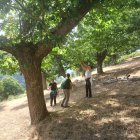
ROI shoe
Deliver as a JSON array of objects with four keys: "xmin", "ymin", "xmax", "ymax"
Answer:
[{"xmin": 61, "ymin": 104, "xmax": 64, "ymax": 107}]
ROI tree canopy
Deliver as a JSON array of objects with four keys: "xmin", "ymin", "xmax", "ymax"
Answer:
[
  {"xmin": 0, "ymin": 0, "xmax": 101, "ymax": 125},
  {"xmin": 60, "ymin": 0, "xmax": 140, "ymax": 74},
  {"xmin": 0, "ymin": 0, "xmax": 140, "ymax": 125}
]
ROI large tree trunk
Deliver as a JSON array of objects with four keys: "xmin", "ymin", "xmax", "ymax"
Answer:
[
  {"xmin": 42, "ymin": 72, "xmax": 47, "ymax": 90},
  {"xmin": 96, "ymin": 50, "xmax": 107, "ymax": 74},
  {"xmin": 97, "ymin": 59, "xmax": 104, "ymax": 74},
  {"xmin": 17, "ymin": 49, "xmax": 49, "ymax": 125},
  {"xmin": 0, "ymin": 0, "xmax": 103, "ymax": 125}
]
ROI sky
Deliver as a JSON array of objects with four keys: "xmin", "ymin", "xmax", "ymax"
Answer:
[
  {"xmin": 0, "ymin": 19, "xmax": 5, "ymax": 35},
  {"xmin": 66, "ymin": 69, "xmax": 73, "ymax": 74},
  {"xmin": 0, "ymin": 31, "xmax": 5, "ymax": 35}
]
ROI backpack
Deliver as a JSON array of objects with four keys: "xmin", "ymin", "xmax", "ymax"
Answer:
[{"xmin": 61, "ymin": 79, "xmax": 71, "ymax": 89}]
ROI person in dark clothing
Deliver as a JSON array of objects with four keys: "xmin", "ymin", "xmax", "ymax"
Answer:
[{"xmin": 49, "ymin": 80, "xmax": 58, "ymax": 106}]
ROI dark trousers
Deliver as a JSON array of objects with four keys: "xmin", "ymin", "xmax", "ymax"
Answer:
[
  {"xmin": 85, "ymin": 79, "xmax": 92, "ymax": 97},
  {"xmin": 50, "ymin": 93, "xmax": 56, "ymax": 106}
]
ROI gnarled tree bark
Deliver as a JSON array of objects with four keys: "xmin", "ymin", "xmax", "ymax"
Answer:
[
  {"xmin": 15, "ymin": 46, "xmax": 49, "ymax": 125},
  {"xmin": 42, "ymin": 72, "xmax": 47, "ymax": 90},
  {"xmin": 96, "ymin": 50, "xmax": 107, "ymax": 74},
  {"xmin": 0, "ymin": 0, "xmax": 103, "ymax": 125}
]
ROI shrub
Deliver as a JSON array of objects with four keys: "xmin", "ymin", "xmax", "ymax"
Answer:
[
  {"xmin": 0, "ymin": 81, "xmax": 5, "ymax": 100},
  {"xmin": 0, "ymin": 77, "xmax": 24, "ymax": 100}
]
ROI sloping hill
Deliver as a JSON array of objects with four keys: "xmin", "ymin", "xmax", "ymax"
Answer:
[{"xmin": 0, "ymin": 57, "xmax": 140, "ymax": 140}]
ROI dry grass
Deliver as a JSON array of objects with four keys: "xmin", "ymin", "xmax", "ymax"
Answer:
[
  {"xmin": 0, "ymin": 57, "xmax": 140, "ymax": 140},
  {"xmin": 35, "ymin": 80, "xmax": 140, "ymax": 140}
]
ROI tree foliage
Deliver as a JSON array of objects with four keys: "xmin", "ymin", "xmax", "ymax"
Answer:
[
  {"xmin": 0, "ymin": 0, "xmax": 99, "ymax": 124},
  {"xmin": 1, "ymin": 0, "xmax": 139, "ymax": 124},
  {"xmin": 0, "ymin": 0, "xmax": 99, "ymax": 47},
  {"xmin": 62, "ymin": 0, "xmax": 140, "ymax": 73},
  {"xmin": 0, "ymin": 77, "xmax": 24, "ymax": 100},
  {"xmin": 0, "ymin": 51, "xmax": 19, "ymax": 74}
]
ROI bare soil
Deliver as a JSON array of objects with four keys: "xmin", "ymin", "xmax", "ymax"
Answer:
[{"xmin": 0, "ymin": 57, "xmax": 140, "ymax": 140}]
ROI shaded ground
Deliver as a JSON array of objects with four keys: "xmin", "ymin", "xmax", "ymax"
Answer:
[{"xmin": 0, "ymin": 57, "xmax": 140, "ymax": 140}]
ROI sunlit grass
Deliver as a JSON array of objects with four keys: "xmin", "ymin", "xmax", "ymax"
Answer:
[{"xmin": 118, "ymin": 51, "xmax": 140, "ymax": 63}]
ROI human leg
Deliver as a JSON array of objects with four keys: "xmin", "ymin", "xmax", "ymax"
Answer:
[
  {"xmin": 85, "ymin": 84, "xmax": 88, "ymax": 97},
  {"xmin": 50, "ymin": 94, "xmax": 53, "ymax": 106},
  {"xmin": 64, "ymin": 89, "xmax": 70, "ymax": 107},
  {"xmin": 87, "ymin": 79, "xmax": 92, "ymax": 97},
  {"xmin": 61, "ymin": 90, "xmax": 66, "ymax": 107},
  {"xmin": 86, "ymin": 79, "xmax": 92, "ymax": 97},
  {"xmin": 54, "ymin": 94, "xmax": 56, "ymax": 105},
  {"xmin": 88, "ymin": 84, "xmax": 92, "ymax": 97}
]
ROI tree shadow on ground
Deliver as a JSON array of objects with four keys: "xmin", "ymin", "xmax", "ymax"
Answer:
[
  {"xmin": 10, "ymin": 91, "xmax": 63, "ymax": 111},
  {"xmin": 35, "ymin": 80, "xmax": 140, "ymax": 140},
  {"xmin": 95, "ymin": 67, "xmax": 140, "ymax": 81},
  {"xmin": 37, "ymin": 115, "xmax": 128, "ymax": 140},
  {"xmin": 11, "ymin": 103, "xmax": 28, "ymax": 110}
]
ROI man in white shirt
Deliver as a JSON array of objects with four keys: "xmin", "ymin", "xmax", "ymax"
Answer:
[{"xmin": 81, "ymin": 63, "xmax": 93, "ymax": 98}]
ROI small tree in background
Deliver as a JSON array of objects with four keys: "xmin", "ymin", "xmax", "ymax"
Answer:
[{"xmin": 0, "ymin": 77, "xmax": 24, "ymax": 100}]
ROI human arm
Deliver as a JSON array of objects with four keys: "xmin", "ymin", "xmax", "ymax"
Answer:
[
  {"xmin": 70, "ymin": 80, "xmax": 73, "ymax": 89},
  {"xmin": 48, "ymin": 83, "xmax": 52, "ymax": 90},
  {"xmin": 55, "ymin": 83, "xmax": 59, "ymax": 94}
]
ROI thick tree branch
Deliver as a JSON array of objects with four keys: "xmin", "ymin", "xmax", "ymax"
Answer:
[
  {"xmin": 36, "ymin": 0, "xmax": 101, "ymax": 59},
  {"xmin": 35, "ymin": 41, "xmax": 53, "ymax": 60},
  {"xmin": 0, "ymin": 46, "xmax": 15, "ymax": 54},
  {"xmin": 0, "ymin": 37, "xmax": 17, "ymax": 56},
  {"xmin": 51, "ymin": 0, "xmax": 100, "ymax": 37},
  {"xmin": 14, "ymin": 0, "xmax": 28, "ymax": 13}
]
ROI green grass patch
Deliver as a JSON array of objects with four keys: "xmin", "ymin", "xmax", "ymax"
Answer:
[
  {"xmin": 117, "ymin": 51, "xmax": 140, "ymax": 64},
  {"xmin": 8, "ymin": 93, "xmax": 26, "ymax": 101}
]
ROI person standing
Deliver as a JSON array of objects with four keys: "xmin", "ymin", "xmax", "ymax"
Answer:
[
  {"xmin": 81, "ymin": 63, "xmax": 93, "ymax": 98},
  {"xmin": 49, "ymin": 79, "xmax": 58, "ymax": 106},
  {"xmin": 61, "ymin": 73, "xmax": 72, "ymax": 107}
]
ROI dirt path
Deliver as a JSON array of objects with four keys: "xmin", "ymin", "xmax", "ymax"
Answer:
[
  {"xmin": 0, "ymin": 57, "xmax": 140, "ymax": 140},
  {"xmin": 0, "ymin": 81, "xmax": 86, "ymax": 140}
]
